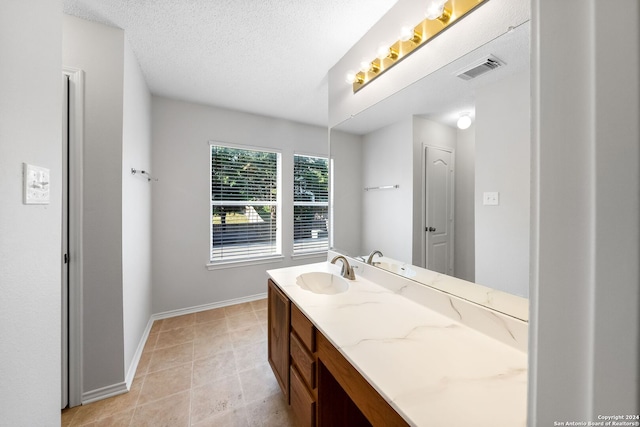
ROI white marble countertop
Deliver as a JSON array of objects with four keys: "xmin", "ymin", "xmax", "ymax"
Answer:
[{"xmin": 267, "ymin": 260, "xmax": 527, "ymax": 427}]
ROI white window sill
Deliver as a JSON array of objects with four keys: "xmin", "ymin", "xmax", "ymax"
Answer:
[{"xmin": 207, "ymin": 255, "xmax": 285, "ymax": 270}]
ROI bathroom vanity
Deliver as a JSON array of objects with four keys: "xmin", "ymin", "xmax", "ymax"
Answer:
[{"xmin": 267, "ymin": 254, "xmax": 528, "ymax": 426}]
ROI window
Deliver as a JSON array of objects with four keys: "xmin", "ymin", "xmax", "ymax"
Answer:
[
  {"xmin": 293, "ymin": 154, "xmax": 329, "ymax": 254},
  {"xmin": 210, "ymin": 144, "xmax": 281, "ymax": 263}
]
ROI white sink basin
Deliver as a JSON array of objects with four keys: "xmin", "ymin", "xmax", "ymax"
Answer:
[
  {"xmin": 296, "ymin": 272, "xmax": 349, "ymax": 295},
  {"xmin": 376, "ymin": 262, "xmax": 417, "ymax": 278}
]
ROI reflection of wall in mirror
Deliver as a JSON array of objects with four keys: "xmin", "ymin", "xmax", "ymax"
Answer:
[
  {"xmin": 475, "ymin": 69, "xmax": 530, "ymax": 298},
  {"xmin": 330, "ymin": 130, "xmax": 363, "ymax": 256}
]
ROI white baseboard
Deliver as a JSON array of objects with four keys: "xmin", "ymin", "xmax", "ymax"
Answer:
[
  {"xmin": 82, "ymin": 381, "xmax": 128, "ymax": 405},
  {"xmin": 125, "ymin": 317, "xmax": 155, "ymax": 389},
  {"xmin": 151, "ymin": 292, "xmax": 268, "ymax": 321}
]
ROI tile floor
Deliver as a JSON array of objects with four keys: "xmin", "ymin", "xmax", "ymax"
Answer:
[{"xmin": 61, "ymin": 299, "xmax": 297, "ymax": 426}]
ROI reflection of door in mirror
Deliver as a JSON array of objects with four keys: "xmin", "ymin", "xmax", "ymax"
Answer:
[{"xmin": 425, "ymin": 146, "xmax": 454, "ymax": 275}]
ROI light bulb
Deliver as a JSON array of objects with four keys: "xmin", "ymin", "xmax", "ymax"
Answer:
[
  {"xmin": 457, "ymin": 114, "xmax": 472, "ymax": 130},
  {"xmin": 377, "ymin": 44, "xmax": 390, "ymax": 60},
  {"xmin": 425, "ymin": 0, "xmax": 447, "ymax": 20},
  {"xmin": 345, "ymin": 72, "xmax": 356, "ymax": 84},
  {"xmin": 400, "ymin": 26, "xmax": 414, "ymax": 42},
  {"xmin": 360, "ymin": 61, "xmax": 371, "ymax": 73}
]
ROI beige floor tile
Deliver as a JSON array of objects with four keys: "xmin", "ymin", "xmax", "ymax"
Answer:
[
  {"xmin": 230, "ymin": 324, "xmax": 266, "ymax": 348},
  {"xmin": 194, "ymin": 318, "xmax": 228, "ymax": 340},
  {"xmin": 194, "ymin": 332, "xmax": 233, "ymax": 360},
  {"xmin": 190, "ymin": 375, "xmax": 245, "ymax": 424},
  {"xmin": 64, "ymin": 300, "xmax": 289, "ymax": 426},
  {"xmin": 83, "ymin": 408, "xmax": 134, "ymax": 427},
  {"xmin": 159, "ymin": 313, "xmax": 196, "ymax": 332},
  {"xmin": 254, "ymin": 309, "xmax": 267, "ymax": 326},
  {"xmin": 224, "ymin": 302, "xmax": 254, "ymax": 317},
  {"xmin": 226, "ymin": 311, "xmax": 260, "ymax": 331},
  {"xmin": 244, "ymin": 393, "xmax": 296, "ymax": 427},
  {"xmin": 149, "ymin": 319, "xmax": 164, "ymax": 334},
  {"xmin": 250, "ymin": 299, "xmax": 267, "ymax": 312},
  {"xmin": 135, "ymin": 351, "xmax": 152, "ymax": 380},
  {"xmin": 234, "ymin": 341, "xmax": 267, "ymax": 373},
  {"xmin": 239, "ymin": 363, "xmax": 281, "ymax": 404},
  {"xmin": 195, "ymin": 307, "xmax": 226, "ymax": 324},
  {"xmin": 138, "ymin": 363, "xmax": 193, "ymax": 406},
  {"xmin": 155, "ymin": 325, "xmax": 195, "ymax": 350},
  {"xmin": 62, "ymin": 406, "xmax": 81, "ymax": 427},
  {"xmin": 68, "ymin": 400, "xmax": 108, "ymax": 426},
  {"xmin": 147, "ymin": 342, "xmax": 194, "ymax": 373},
  {"xmin": 143, "ymin": 332, "xmax": 159, "ymax": 354},
  {"xmin": 130, "ymin": 391, "xmax": 190, "ymax": 427},
  {"xmin": 191, "ymin": 406, "xmax": 249, "ymax": 427},
  {"xmin": 192, "ymin": 350, "xmax": 237, "ymax": 387},
  {"xmin": 97, "ymin": 380, "xmax": 142, "ymax": 416}
]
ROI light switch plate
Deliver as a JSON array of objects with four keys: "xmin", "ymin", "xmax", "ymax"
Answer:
[
  {"xmin": 23, "ymin": 163, "xmax": 50, "ymax": 204},
  {"xmin": 483, "ymin": 191, "xmax": 499, "ymax": 206}
]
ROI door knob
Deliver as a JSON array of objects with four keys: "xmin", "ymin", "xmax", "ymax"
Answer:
[{"xmin": 426, "ymin": 227, "xmax": 436, "ymax": 232}]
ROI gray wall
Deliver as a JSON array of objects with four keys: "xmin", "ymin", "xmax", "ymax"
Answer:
[
  {"xmin": 63, "ymin": 14, "xmax": 126, "ymax": 395},
  {"xmin": 64, "ymin": 15, "xmax": 153, "ymax": 397},
  {"xmin": 454, "ymin": 124, "xmax": 475, "ymax": 282},
  {"xmin": 362, "ymin": 119, "xmax": 414, "ymax": 262},
  {"xmin": 529, "ymin": 0, "xmax": 640, "ymax": 422},
  {"xmin": 330, "ymin": 130, "xmax": 363, "ymax": 256},
  {"xmin": 0, "ymin": 0, "xmax": 62, "ymax": 423},
  {"xmin": 475, "ymin": 70, "xmax": 530, "ymax": 297},
  {"xmin": 122, "ymin": 37, "xmax": 153, "ymax": 382},
  {"xmin": 151, "ymin": 96, "xmax": 328, "ymax": 313}
]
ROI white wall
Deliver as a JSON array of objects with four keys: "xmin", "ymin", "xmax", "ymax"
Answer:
[
  {"xmin": 63, "ymin": 15, "xmax": 127, "ymax": 396},
  {"xmin": 529, "ymin": 0, "xmax": 640, "ymax": 422},
  {"xmin": 475, "ymin": 70, "xmax": 530, "ymax": 297},
  {"xmin": 122, "ymin": 38, "xmax": 152, "ymax": 383},
  {"xmin": 330, "ymin": 130, "xmax": 363, "ymax": 256},
  {"xmin": 361, "ymin": 119, "xmax": 413, "ymax": 261},
  {"xmin": 454, "ymin": 124, "xmax": 475, "ymax": 282},
  {"xmin": 151, "ymin": 96, "xmax": 328, "ymax": 313},
  {"xmin": 0, "ymin": 0, "xmax": 62, "ymax": 424}
]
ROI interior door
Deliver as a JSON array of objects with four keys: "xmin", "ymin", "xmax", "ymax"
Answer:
[
  {"xmin": 61, "ymin": 74, "xmax": 70, "ymax": 409},
  {"xmin": 425, "ymin": 146, "xmax": 454, "ymax": 275}
]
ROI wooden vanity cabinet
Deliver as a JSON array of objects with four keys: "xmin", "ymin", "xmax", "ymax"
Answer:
[
  {"xmin": 289, "ymin": 302, "xmax": 318, "ymax": 427},
  {"xmin": 267, "ymin": 279, "xmax": 290, "ymax": 402},
  {"xmin": 268, "ymin": 278, "xmax": 408, "ymax": 427}
]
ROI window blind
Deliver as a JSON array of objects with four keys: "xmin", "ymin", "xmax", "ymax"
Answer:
[
  {"xmin": 210, "ymin": 145, "xmax": 280, "ymax": 261},
  {"xmin": 293, "ymin": 154, "xmax": 329, "ymax": 254}
]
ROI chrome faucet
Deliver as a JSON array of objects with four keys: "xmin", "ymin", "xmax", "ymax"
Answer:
[
  {"xmin": 366, "ymin": 250, "xmax": 383, "ymax": 265},
  {"xmin": 330, "ymin": 255, "xmax": 356, "ymax": 280}
]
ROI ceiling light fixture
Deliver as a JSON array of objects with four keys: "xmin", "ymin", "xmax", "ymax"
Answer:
[
  {"xmin": 347, "ymin": 0, "xmax": 489, "ymax": 94},
  {"xmin": 457, "ymin": 114, "xmax": 472, "ymax": 130}
]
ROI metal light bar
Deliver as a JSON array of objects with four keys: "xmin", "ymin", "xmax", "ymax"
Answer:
[{"xmin": 352, "ymin": 0, "xmax": 490, "ymax": 93}]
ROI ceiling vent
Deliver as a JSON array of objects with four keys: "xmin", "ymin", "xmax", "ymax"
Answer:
[{"xmin": 455, "ymin": 55, "xmax": 504, "ymax": 80}]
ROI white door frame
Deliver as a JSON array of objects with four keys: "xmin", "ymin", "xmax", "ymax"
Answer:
[
  {"xmin": 422, "ymin": 144, "xmax": 455, "ymax": 274},
  {"xmin": 63, "ymin": 67, "xmax": 84, "ymax": 408}
]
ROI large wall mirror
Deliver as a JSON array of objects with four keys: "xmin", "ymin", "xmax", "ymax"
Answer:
[{"xmin": 330, "ymin": 22, "xmax": 530, "ymax": 321}]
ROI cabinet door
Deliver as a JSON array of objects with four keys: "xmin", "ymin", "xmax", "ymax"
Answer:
[{"xmin": 268, "ymin": 279, "xmax": 290, "ymax": 401}]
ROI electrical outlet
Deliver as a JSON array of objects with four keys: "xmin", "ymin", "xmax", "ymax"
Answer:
[{"xmin": 483, "ymin": 191, "xmax": 499, "ymax": 206}]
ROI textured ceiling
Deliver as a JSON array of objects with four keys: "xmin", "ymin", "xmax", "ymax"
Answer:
[{"xmin": 62, "ymin": 0, "xmax": 398, "ymax": 127}]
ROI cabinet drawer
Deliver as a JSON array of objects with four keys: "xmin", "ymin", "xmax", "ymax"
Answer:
[
  {"xmin": 290, "ymin": 365, "xmax": 316, "ymax": 427},
  {"xmin": 290, "ymin": 332, "xmax": 316, "ymax": 389},
  {"xmin": 291, "ymin": 303, "xmax": 315, "ymax": 352}
]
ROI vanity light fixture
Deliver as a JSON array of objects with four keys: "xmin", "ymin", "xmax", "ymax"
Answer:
[
  {"xmin": 457, "ymin": 114, "xmax": 473, "ymax": 130},
  {"xmin": 347, "ymin": 0, "xmax": 489, "ymax": 94}
]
